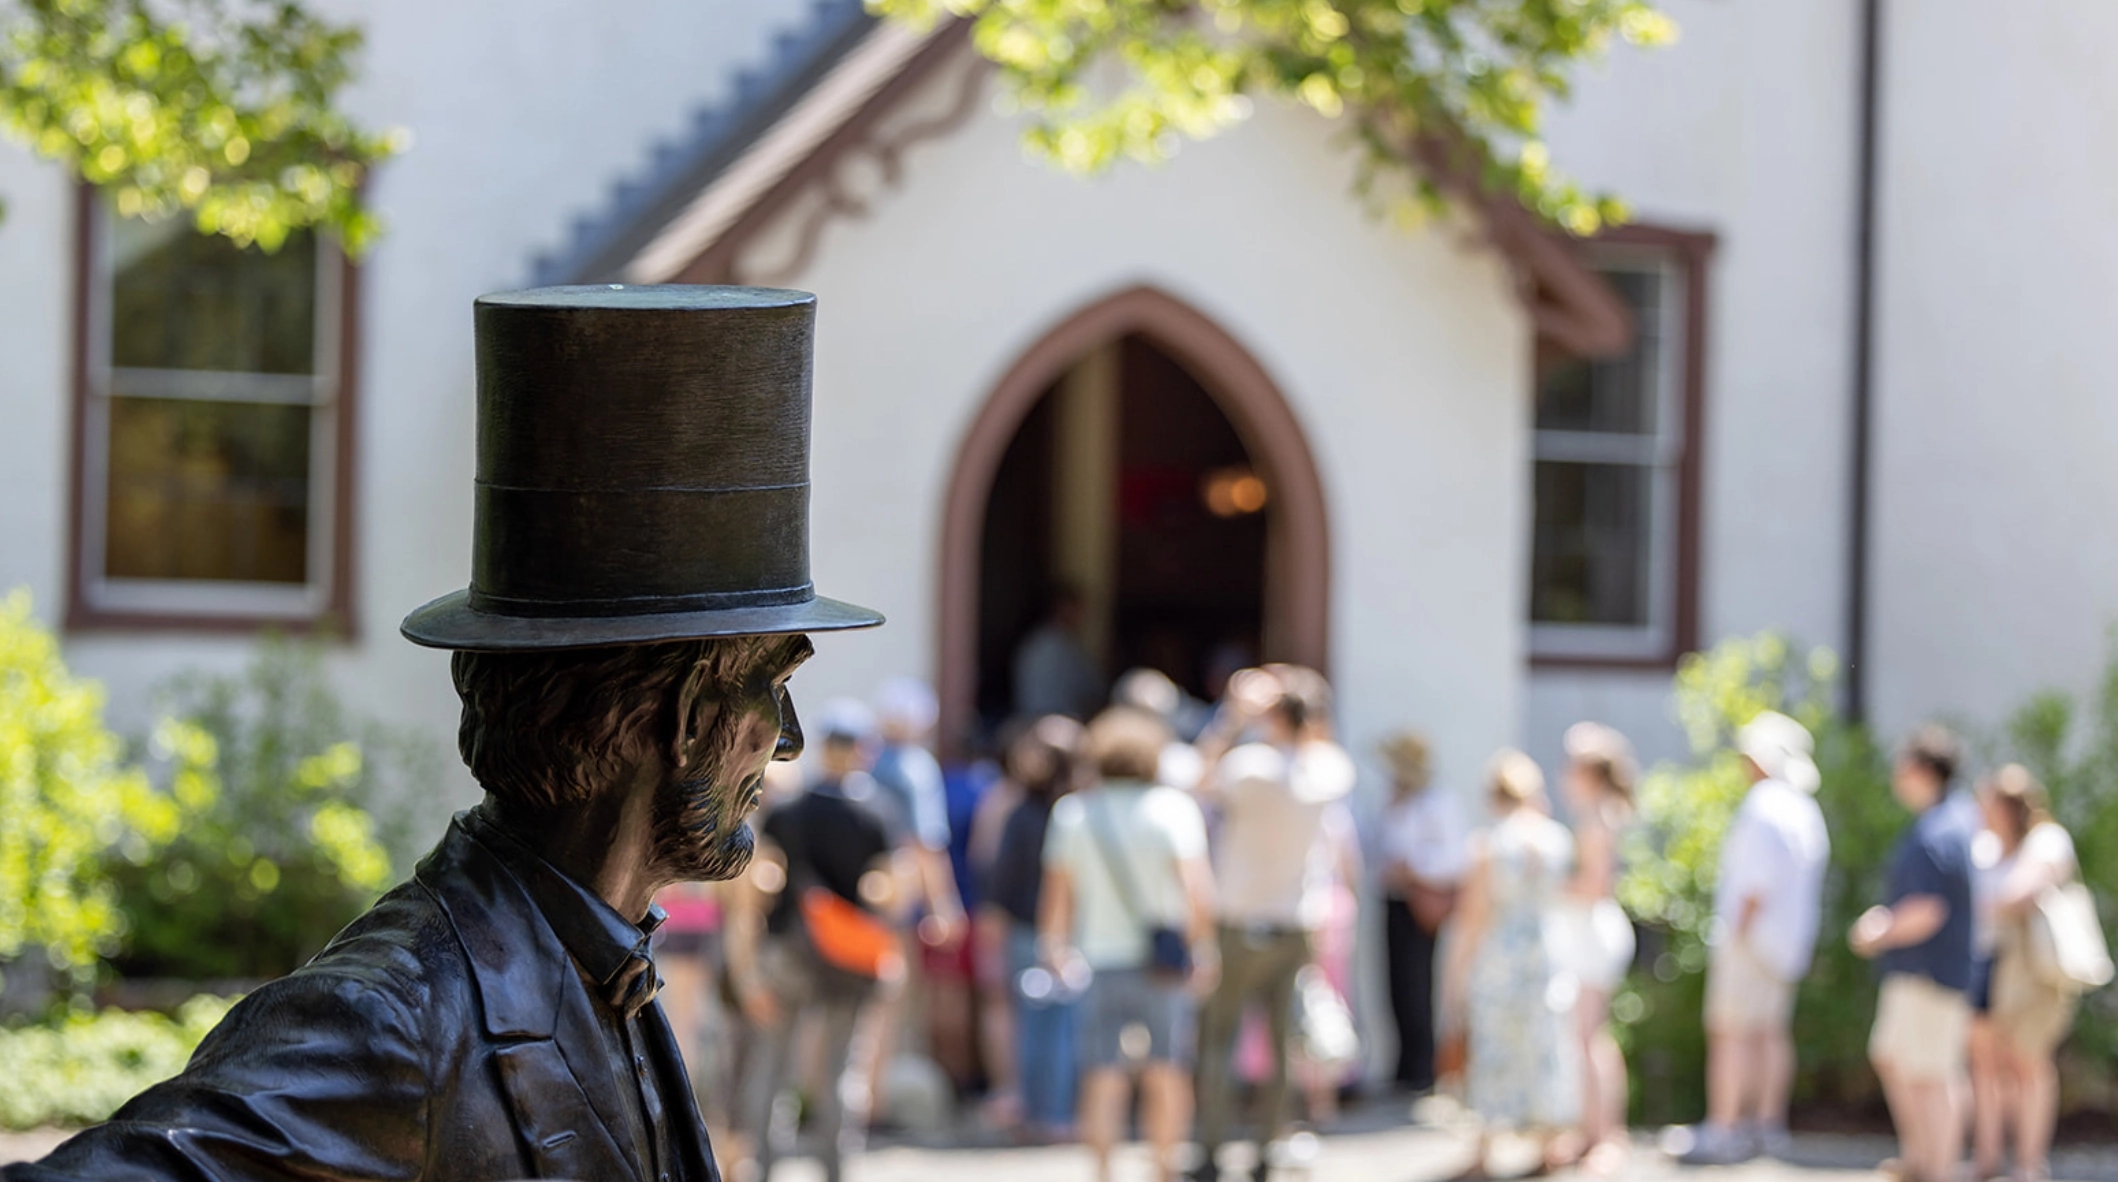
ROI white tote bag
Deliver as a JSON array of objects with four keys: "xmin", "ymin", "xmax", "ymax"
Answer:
[{"xmin": 2026, "ymin": 881, "xmax": 2114, "ymax": 995}]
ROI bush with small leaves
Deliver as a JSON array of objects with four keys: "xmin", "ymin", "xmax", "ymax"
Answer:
[{"xmin": 0, "ymin": 590, "xmax": 182, "ymax": 994}]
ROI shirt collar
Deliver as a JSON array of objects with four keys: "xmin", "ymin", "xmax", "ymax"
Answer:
[{"xmin": 464, "ymin": 804, "xmax": 666, "ymax": 1018}]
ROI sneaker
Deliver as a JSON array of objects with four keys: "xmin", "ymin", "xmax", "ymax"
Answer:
[
  {"xmin": 1747, "ymin": 1120, "xmax": 1793, "ymax": 1159},
  {"xmin": 1670, "ymin": 1122, "xmax": 1757, "ymax": 1166}
]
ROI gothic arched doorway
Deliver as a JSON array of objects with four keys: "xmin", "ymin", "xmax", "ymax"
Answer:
[{"xmin": 936, "ymin": 287, "xmax": 1330, "ymax": 752}]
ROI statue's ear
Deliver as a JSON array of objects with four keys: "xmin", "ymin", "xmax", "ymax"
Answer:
[{"xmin": 670, "ymin": 658, "xmax": 716, "ymax": 769}]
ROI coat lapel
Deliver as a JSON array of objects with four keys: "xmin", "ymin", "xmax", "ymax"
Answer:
[
  {"xmin": 419, "ymin": 818, "xmax": 647, "ymax": 1181},
  {"xmin": 640, "ymin": 998, "xmax": 723, "ymax": 1182}
]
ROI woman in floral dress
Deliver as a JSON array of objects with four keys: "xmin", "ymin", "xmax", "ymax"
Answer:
[{"xmin": 1444, "ymin": 749, "xmax": 1582, "ymax": 1180}]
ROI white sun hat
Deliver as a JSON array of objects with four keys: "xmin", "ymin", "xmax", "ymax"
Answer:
[
  {"xmin": 872, "ymin": 676, "xmax": 938, "ymax": 734},
  {"xmin": 1735, "ymin": 710, "xmax": 1820, "ymax": 794}
]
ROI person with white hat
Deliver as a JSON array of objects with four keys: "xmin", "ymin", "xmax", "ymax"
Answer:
[
  {"xmin": 871, "ymin": 676, "xmax": 968, "ymax": 948},
  {"xmin": 1676, "ymin": 710, "xmax": 1830, "ymax": 1165}
]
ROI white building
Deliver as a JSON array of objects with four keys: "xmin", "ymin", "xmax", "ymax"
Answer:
[{"xmin": 2, "ymin": 0, "xmax": 2114, "ymax": 811}]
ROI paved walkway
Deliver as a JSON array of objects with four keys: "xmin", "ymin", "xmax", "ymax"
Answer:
[
  {"xmin": 8, "ymin": 1122, "xmax": 2116, "ymax": 1180},
  {"xmin": 825, "ymin": 1125, "xmax": 2113, "ymax": 1182}
]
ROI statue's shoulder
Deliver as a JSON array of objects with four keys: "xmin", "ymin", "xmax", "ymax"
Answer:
[
  {"xmin": 185, "ymin": 881, "xmax": 455, "ymax": 1061},
  {"xmin": 300, "ymin": 877, "xmax": 463, "ymax": 1004},
  {"xmin": 192, "ymin": 823, "xmax": 502, "ymax": 1063}
]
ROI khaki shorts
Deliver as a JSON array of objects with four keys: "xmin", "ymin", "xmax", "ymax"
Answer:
[
  {"xmin": 1869, "ymin": 972, "xmax": 1970, "ymax": 1081},
  {"xmin": 1991, "ymin": 950, "xmax": 2079, "ymax": 1058},
  {"xmin": 1705, "ymin": 938, "xmax": 1796, "ymax": 1034}
]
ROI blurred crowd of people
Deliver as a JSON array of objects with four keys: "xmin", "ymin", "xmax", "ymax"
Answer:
[
  {"xmin": 1429, "ymin": 717, "xmax": 2101, "ymax": 1182},
  {"xmin": 639, "ymin": 646, "xmax": 2105, "ymax": 1182}
]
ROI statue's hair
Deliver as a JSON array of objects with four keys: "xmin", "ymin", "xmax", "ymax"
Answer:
[{"xmin": 451, "ymin": 636, "xmax": 782, "ymax": 811}]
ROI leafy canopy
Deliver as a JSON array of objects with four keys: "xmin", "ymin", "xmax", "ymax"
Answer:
[
  {"xmin": 0, "ymin": 0, "xmax": 402, "ymax": 250},
  {"xmin": 871, "ymin": 0, "xmax": 1676, "ymax": 234}
]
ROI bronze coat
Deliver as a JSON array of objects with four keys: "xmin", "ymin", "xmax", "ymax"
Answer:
[{"xmin": 8, "ymin": 816, "xmax": 720, "ymax": 1182}]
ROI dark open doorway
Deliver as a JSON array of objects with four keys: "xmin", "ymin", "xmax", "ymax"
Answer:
[{"xmin": 975, "ymin": 333, "xmax": 1268, "ymax": 730}]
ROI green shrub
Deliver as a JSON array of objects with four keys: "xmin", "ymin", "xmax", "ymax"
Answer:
[
  {"xmin": 1619, "ymin": 631, "xmax": 2118, "ymax": 1123},
  {"xmin": 0, "ymin": 995, "xmax": 236, "ymax": 1130},
  {"xmin": 0, "ymin": 592, "xmax": 183, "ymax": 991},
  {"xmin": 1616, "ymin": 633, "xmax": 1903, "ymax": 1124},
  {"xmin": 107, "ymin": 639, "xmax": 437, "ymax": 982}
]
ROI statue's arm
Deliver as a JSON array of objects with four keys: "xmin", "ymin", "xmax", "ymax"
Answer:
[{"xmin": 6, "ymin": 965, "xmax": 431, "ymax": 1182}]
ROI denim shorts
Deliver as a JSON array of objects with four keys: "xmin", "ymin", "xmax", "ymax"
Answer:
[{"xmin": 1080, "ymin": 966, "xmax": 1194, "ymax": 1068}]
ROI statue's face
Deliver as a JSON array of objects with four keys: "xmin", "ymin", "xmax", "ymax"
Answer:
[{"xmin": 654, "ymin": 635, "xmax": 813, "ymax": 882}]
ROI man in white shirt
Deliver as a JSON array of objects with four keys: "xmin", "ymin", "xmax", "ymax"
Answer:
[
  {"xmin": 1188, "ymin": 666, "xmax": 1355, "ymax": 1182},
  {"xmin": 1042, "ymin": 707, "xmax": 1215, "ymax": 1182},
  {"xmin": 1679, "ymin": 710, "xmax": 1831, "ymax": 1165}
]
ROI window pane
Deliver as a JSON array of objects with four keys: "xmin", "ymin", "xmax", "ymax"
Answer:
[
  {"xmin": 104, "ymin": 398, "xmax": 312, "ymax": 584},
  {"xmin": 1535, "ymin": 267, "xmax": 1663, "ymax": 435},
  {"xmin": 1529, "ymin": 460, "xmax": 1651, "ymax": 626},
  {"xmin": 109, "ymin": 218, "xmax": 317, "ymax": 375}
]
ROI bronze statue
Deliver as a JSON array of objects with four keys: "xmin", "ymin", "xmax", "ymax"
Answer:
[{"xmin": 6, "ymin": 286, "xmax": 882, "ymax": 1182}]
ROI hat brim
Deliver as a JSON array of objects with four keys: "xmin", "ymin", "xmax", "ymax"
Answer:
[{"xmin": 400, "ymin": 589, "xmax": 884, "ymax": 652}]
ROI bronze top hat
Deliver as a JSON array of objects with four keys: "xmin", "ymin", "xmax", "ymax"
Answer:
[{"xmin": 401, "ymin": 285, "xmax": 883, "ymax": 651}]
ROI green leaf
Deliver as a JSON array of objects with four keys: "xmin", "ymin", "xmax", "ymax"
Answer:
[
  {"xmin": 0, "ymin": 0, "xmax": 402, "ymax": 251},
  {"xmin": 872, "ymin": 0, "xmax": 1675, "ymax": 232}
]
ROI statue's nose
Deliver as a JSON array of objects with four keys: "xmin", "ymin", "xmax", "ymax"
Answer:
[{"xmin": 775, "ymin": 689, "xmax": 804, "ymax": 762}]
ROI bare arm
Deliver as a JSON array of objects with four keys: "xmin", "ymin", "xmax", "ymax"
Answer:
[
  {"xmin": 1037, "ymin": 865, "xmax": 1075, "ymax": 966},
  {"xmin": 1179, "ymin": 853, "xmax": 1217, "ymax": 947},
  {"xmin": 868, "ymin": 844, "xmax": 920, "ymax": 923},
  {"xmin": 1569, "ymin": 817, "xmax": 1614, "ymax": 902},
  {"xmin": 1335, "ymin": 823, "xmax": 1364, "ymax": 891},
  {"xmin": 1737, "ymin": 894, "xmax": 1763, "ymax": 941},
  {"xmin": 1850, "ymin": 895, "xmax": 1948, "ymax": 958},
  {"xmin": 916, "ymin": 847, "xmax": 969, "ymax": 946},
  {"xmin": 1440, "ymin": 839, "xmax": 1491, "ymax": 1030},
  {"xmin": 1994, "ymin": 835, "xmax": 2072, "ymax": 918},
  {"xmin": 1191, "ymin": 667, "xmax": 1277, "ymax": 791}
]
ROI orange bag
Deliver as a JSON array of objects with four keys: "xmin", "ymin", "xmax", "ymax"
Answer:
[{"xmin": 799, "ymin": 887, "xmax": 902, "ymax": 981}]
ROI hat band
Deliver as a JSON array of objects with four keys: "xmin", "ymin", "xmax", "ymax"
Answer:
[
  {"xmin": 466, "ymin": 582, "xmax": 818, "ymax": 619},
  {"xmin": 471, "ymin": 483, "xmax": 813, "ymax": 613}
]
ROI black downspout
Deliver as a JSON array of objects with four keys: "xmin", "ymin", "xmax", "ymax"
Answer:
[{"xmin": 1847, "ymin": 0, "xmax": 1883, "ymax": 721}]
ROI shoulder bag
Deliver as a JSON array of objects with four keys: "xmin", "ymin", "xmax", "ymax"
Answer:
[
  {"xmin": 2026, "ymin": 879, "xmax": 2114, "ymax": 995},
  {"xmin": 1084, "ymin": 792, "xmax": 1193, "ymax": 982}
]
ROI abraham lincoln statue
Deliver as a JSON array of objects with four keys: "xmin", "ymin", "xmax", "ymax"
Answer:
[{"xmin": 6, "ymin": 286, "xmax": 882, "ymax": 1182}]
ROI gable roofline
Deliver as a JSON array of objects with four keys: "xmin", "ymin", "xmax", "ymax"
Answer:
[
  {"xmin": 531, "ymin": 0, "xmax": 878, "ymax": 287},
  {"xmin": 566, "ymin": 14, "xmax": 1631, "ymax": 356}
]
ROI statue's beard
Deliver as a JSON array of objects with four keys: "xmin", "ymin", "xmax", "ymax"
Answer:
[
  {"xmin": 649, "ymin": 710, "xmax": 763, "ymax": 883},
  {"xmin": 651, "ymin": 770, "xmax": 759, "ymax": 882}
]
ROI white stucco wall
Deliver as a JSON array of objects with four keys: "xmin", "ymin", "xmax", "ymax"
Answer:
[
  {"xmin": 0, "ymin": 151, "xmax": 72, "ymax": 620},
  {"xmin": 1527, "ymin": 1, "xmax": 2118, "ymax": 763},
  {"xmin": 757, "ymin": 68, "xmax": 1532, "ymax": 807},
  {"xmin": 1867, "ymin": 5, "xmax": 2118, "ymax": 739},
  {"xmin": 0, "ymin": 0, "xmax": 810, "ymax": 811},
  {"xmin": 1526, "ymin": 0, "xmax": 1862, "ymax": 772}
]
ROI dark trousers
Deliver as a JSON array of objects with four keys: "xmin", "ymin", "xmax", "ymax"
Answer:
[
  {"xmin": 1196, "ymin": 924, "xmax": 1312, "ymax": 1155},
  {"xmin": 1384, "ymin": 896, "xmax": 1438, "ymax": 1092}
]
